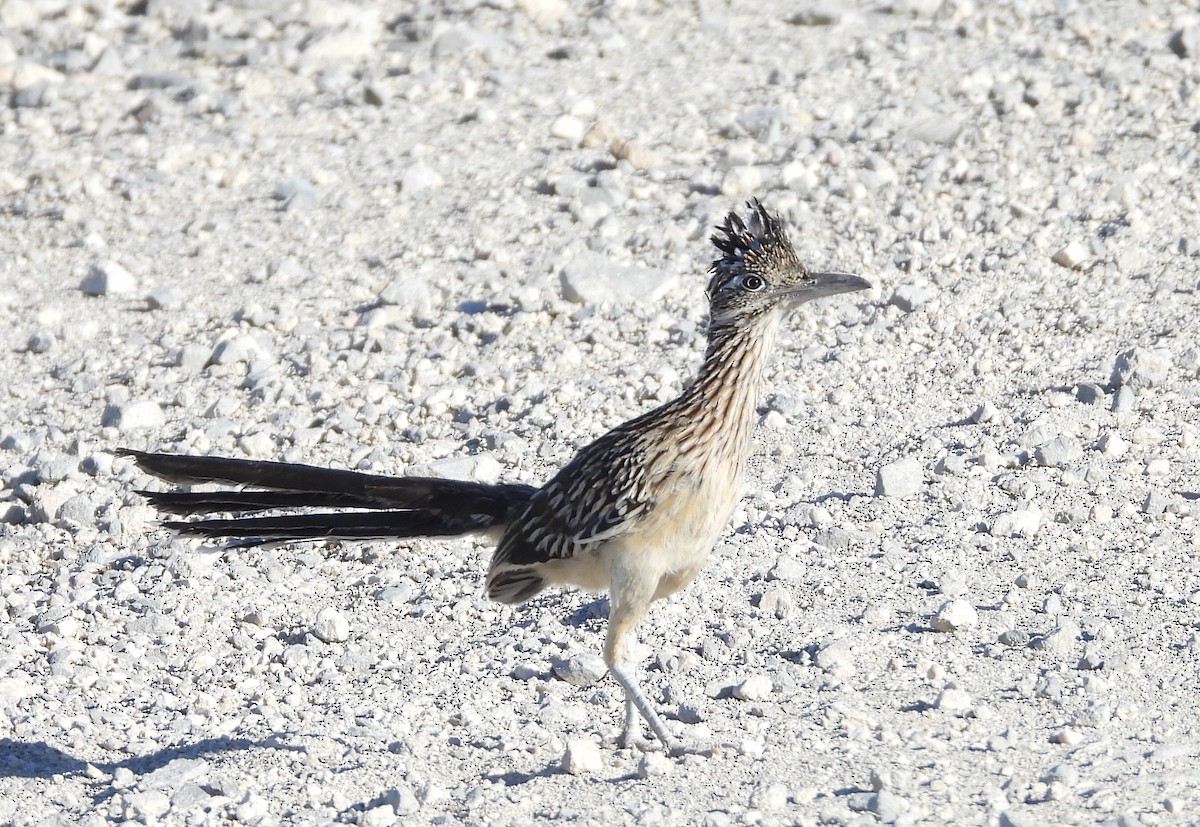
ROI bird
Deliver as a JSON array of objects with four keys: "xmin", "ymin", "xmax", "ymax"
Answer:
[{"xmin": 119, "ymin": 200, "xmax": 871, "ymax": 756}]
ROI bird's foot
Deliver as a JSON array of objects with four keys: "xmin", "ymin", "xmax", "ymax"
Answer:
[{"xmin": 615, "ymin": 730, "xmax": 652, "ymax": 752}]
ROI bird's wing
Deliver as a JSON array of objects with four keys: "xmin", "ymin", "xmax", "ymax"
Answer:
[{"xmin": 491, "ymin": 432, "xmax": 657, "ymax": 567}]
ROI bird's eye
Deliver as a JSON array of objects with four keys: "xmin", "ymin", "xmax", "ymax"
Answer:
[{"xmin": 742, "ymin": 275, "xmax": 766, "ymax": 292}]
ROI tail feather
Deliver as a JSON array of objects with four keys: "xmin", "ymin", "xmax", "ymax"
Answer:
[
  {"xmin": 163, "ymin": 509, "xmax": 490, "ymax": 544},
  {"xmin": 136, "ymin": 489, "xmax": 405, "ymax": 515},
  {"xmin": 119, "ymin": 449, "xmax": 537, "ymax": 544},
  {"xmin": 117, "ymin": 449, "xmax": 535, "ymax": 518}
]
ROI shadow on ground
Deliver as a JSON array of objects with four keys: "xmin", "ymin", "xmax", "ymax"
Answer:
[{"xmin": 0, "ymin": 735, "xmax": 294, "ymax": 781}]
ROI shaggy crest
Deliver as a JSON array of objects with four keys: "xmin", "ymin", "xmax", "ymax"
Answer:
[{"xmin": 707, "ymin": 199, "xmax": 803, "ymax": 299}]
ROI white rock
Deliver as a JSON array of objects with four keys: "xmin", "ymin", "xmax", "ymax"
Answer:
[
  {"xmin": 767, "ymin": 554, "xmax": 805, "ymax": 582},
  {"xmin": 972, "ymin": 402, "xmax": 1000, "ymax": 424},
  {"xmin": 930, "ymin": 599, "xmax": 979, "ymax": 632},
  {"xmin": 411, "ymin": 454, "xmax": 503, "ymax": 484},
  {"xmin": 637, "ymin": 752, "xmax": 673, "ymax": 778},
  {"xmin": 26, "ymin": 331, "xmax": 54, "ymax": 353},
  {"xmin": 101, "ymin": 400, "xmax": 165, "ymax": 432},
  {"xmin": 400, "ymin": 161, "xmax": 443, "ymax": 194},
  {"xmin": 1098, "ymin": 431, "xmax": 1127, "ymax": 457},
  {"xmin": 733, "ymin": 674, "xmax": 773, "ymax": 701},
  {"xmin": 553, "ymin": 652, "xmax": 607, "ymax": 686},
  {"xmin": 1145, "ymin": 458, "xmax": 1170, "ymax": 476},
  {"xmin": 122, "ymin": 790, "xmax": 170, "ymax": 821},
  {"xmin": 1034, "ymin": 435, "xmax": 1083, "ymax": 468},
  {"xmin": 561, "ymin": 739, "xmax": 603, "ymax": 775},
  {"xmin": 362, "ymin": 804, "xmax": 398, "ymax": 827},
  {"xmin": 890, "ymin": 283, "xmax": 937, "ymax": 313},
  {"xmin": 518, "ymin": 0, "xmax": 569, "ymax": 23},
  {"xmin": 560, "ymin": 251, "xmax": 677, "ymax": 305},
  {"xmin": 235, "ymin": 792, "xmax": 270, "ymax": 825},
  {"xmin": 720, "ymin": 165, "xmax": 763, "ymax": 195},
  {"xmin": 1110, "ymin": 385, "xmax": 1136, "ymax": 414},
  {"xmin": 432, "ymin": 26, "xmax": 510, "ymax": 60},
  {"xmin": 814, "ymin": 639, "xmax": 856, "ymax": 677},
  {"xmin": 875, "ymin": 457, "xmax": 923, "ymax": 498},
  {"xmin": 753, "ymin": 781, "xmax": 789, "ymax": 811},
  {"xmin": 1034, "ymin": 619, "xmax": 1081, "ymax": 654},
  {"xmin": 0, "ymin": 674, "xmax": 36, "ymax": 702},
  {"xmin": 1049, "ymin": 727, "xmax": 1084, "ymax": 745},
  {"xmin": 610, "ymin": 139, "xmax": 660, "ymax": 170},
  {"xmin": 313, "ymin": 607, "xmax": 350, "ymax": 643},
  {"xmin": 760, "ymin": 410, "xmax": 787, "ymax": 429},
  {"xmin": 141, "ymin": 758, "xmax": 209, "ymax": 792},
  {"xmin": 990, "ymin": 505, "xmax": 1042, "ymax": 538},
  {"xmin": 1051, "ymin": 241, "xmax": 1089, "ymax": 269},
  {"xmin": 550, "ymin": 114, "xmax": 586, "ymax": 144},
  {"xmin": 1111, "ymin": 347, "xmax": 1171, "ymax": 389},
  {"xmin": 935, "ymin": 687, "xmax": 972, "ymax": 711},
  {"xmin": 376, "ymin": 277, "xmax": 435, "ymax": 318},
  {"xmin": 81, "ymin": 260, "xmax": 136, "ymax": 295},
  {"xmin": 211, "ymin": 333, "xmax": 271, "ymax": 366}
]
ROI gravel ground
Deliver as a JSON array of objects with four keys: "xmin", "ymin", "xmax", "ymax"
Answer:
[{"xmin": 2, "ymin": 1, "xmax": 1200, "ymax": 825}]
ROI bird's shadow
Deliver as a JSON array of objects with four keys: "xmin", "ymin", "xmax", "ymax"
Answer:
[{"xmin": 0, "ymin": 735, "xmax": 301, "ymax": 802}]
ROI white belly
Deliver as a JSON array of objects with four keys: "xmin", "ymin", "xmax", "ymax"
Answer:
[{"xmin": 540, "ymin": 469, "xmax": 740, "ymax": 603}]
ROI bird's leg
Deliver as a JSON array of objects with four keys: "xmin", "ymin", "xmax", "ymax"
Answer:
[
  {"xmin": 604, "ymin": 597, "xmax": 684, "ymax": 756},
  {"xmin": 609, "ymin": 658, "xmax": 682, "ymax": 754}
]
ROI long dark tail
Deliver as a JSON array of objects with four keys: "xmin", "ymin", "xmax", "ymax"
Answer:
[{"xmin": 118, "ymin": 449, "xmax": 537, "ymax": 546}]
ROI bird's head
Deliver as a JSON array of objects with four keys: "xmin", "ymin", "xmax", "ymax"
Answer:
[{"xmin": 707, "ymin": 200, "xmax": 871, "ymax": 328}]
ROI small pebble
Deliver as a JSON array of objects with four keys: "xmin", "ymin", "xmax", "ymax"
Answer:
[
  {"xmin": 400, "ymin": 161, "xmax": 443, "ymax": 194},
  {"xmin": 312, "ymin": 607, "xmax": 350, "ymax": 643},
  {"xmin": 930, "ymin": 599, "xmax": 978, "ymax": 632},
  {"xmin": 1143, "ymin": 490, "xmax": 1170, "ymax": 516},
  {"xmin": 637, "ymin": 752, "xmax": 673, "ymax": 778},
  {"xmin": 552, "ymin": 653, "xmax": 607, "ymax": 686},
  {"xmin": 1144, "ymin": 458, "xmax": 1169, "ymax": 476},
  {"xmin": 732, "ymin": 674, "xmax": 773, "ymax": 701},
  {"xmin": 870, "ymin": 789, "xmax": 908, "ymax": 821},
  {"xmin": 550, "ymin": 114, "xmax": 586, "ymax": 144},
  {"xmin": 1111, "ymin": 385, "xmax": 1136, "ymax": 414},
  {"xmin": 998, "ymin": 629, "xmax": 1029, "ymax": 647},
  {"xmin": 1051, "ymin": 241, "xmax": 1089, "ymax": 269},
  {"xmin": 1033, "ymin": 619, "xmax": 1080, "ymax": 654},
  {"xmin": 972, "ymin": 402, "xmax": 1000, "ymax": 423},
  {"xmin": 101, "ymin": 400, "xmax": 165, "ymax": 432},
  {"xmin": 561, "ymin": 739, "xmax": 603, "ymax": 775},
  {"xmin": 26, "ymin": 331, "xmax": 55, "ymax": 353},
  {"xmin": 146, "ymin": 286, "xmax": 186, "ymax": 311},
  {"xmin": 753, "ymin": 781, "xmax": 789, "ymax": 811},
  {"xmin": 581, "ymin": 120, "xmax": 617, "ymax": 148},
  {"xmin": 81, "ymin": 260, "xmax": 136, "ymax": 295},
  {"xmin": 875, "ymin": 457, "xmax": 923, "ymax": 498},
  {"xmin": 935, "ymin": 687, "xmax": 972, "ymax": 711},
  {"xmin": 560, "ymin": 252, "xmax": 677, "ymax": 305},
  {"xmin": 411, "ymin": 455, "xmax": 503, "ymax": 484},
  {"xmin": 814, "ymin": 639, "xmax": 856, "ymax": 677},
  {"xmin": 610, "ymin": 138, "xmax": 659, "ymax": 169},
  {"xmin": 990, "ymin": 505, "xmax": 1042, "ymax": 538},
  {"xmin": 1049, "ymin": 727, "xmax": 1084, "ymax": 746},
  {"xmin": 720, "ymin": 165, "xmax": 763, "ymax": 195},
  {"xmin": 1111, "ymin": 347, "xmax": 1171, "ymax": 389},
  {"xmin": 1035, "ymin": 435, "xmax": 1083, "ymax": 468},
  {"xmin": 1075, "ymin": 383, "xmax": 1104, "ymax": 404},
  {"xmin": 890, "ymin": 283, "xmax": 937, "ymax": 313},
  {"xmin": 1098, "ymin": 432, "xmax": 1127, "ymax": 457}
]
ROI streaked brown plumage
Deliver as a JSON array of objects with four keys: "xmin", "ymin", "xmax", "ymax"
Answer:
[{"xmin": 120, "ymin": 201, "xmax": 871, "ymax": 755}]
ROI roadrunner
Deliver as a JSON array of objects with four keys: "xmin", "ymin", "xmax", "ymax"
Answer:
[{"xmin": 121, "ymin": 201, "xmax": 870, "ymax": 756}]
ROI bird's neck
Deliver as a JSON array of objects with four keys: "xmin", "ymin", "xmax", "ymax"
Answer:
[{"xmin": 669, "ymin": 311, "xmax": 782, "ymax": 458}]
